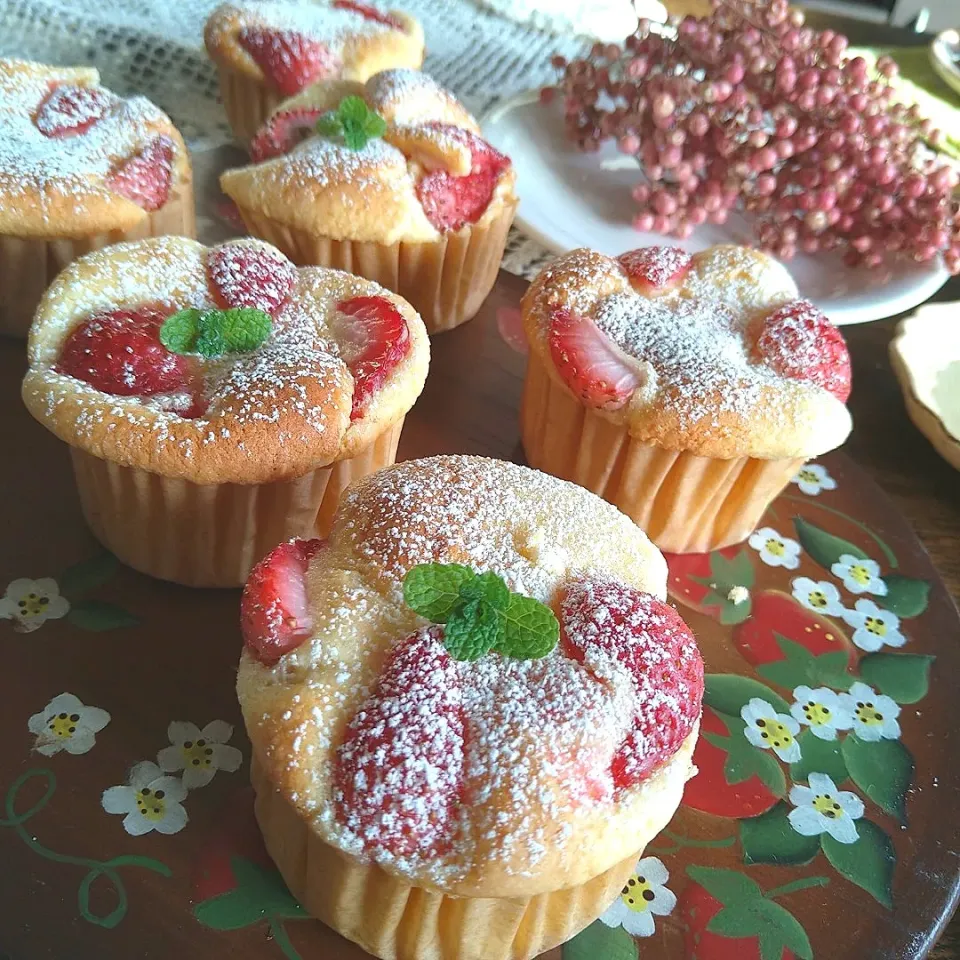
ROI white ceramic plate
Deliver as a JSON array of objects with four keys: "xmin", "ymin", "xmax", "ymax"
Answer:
[
  {"xmin": 482, "ymin": 93, "xmax": 950, "ymax": 325},
  {"xmin": 929, "ymin": 30, "xmax": 960, "ymax": 98}
]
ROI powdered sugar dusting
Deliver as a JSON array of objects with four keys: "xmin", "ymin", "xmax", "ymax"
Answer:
[{"xmin": 222, "ymin": 0, "xmax": 400, "ymax": 43}]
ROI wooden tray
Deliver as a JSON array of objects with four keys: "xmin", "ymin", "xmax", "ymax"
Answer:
[{"xmin": 2, "ymin": 269, "xmax": 959, "ymax": 960}]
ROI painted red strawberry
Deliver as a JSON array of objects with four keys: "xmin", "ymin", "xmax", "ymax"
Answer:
[
  {"xmin": 665, "ymin": 547, "xmax": 752, "ymax": 619},
  {"xmin": 241, "ymin": 538, "xmax": 326, "ymax": 666},
  {"xmin": 618, "ymin": 246, "xmax": 692, "ymax": 293},
  {"xmin": 755, "ymin": 299, "xmax": 851, "ymax": 402},
  {"xmin": 561, "ymin": 578, "xmax": 704, "ymax": 791},
  {"xmin": 249, "ymin": 107, "xmax": 324, "ymax": 162},
  {"xmin": 332, "ymin": 0, "xmax": 403, "ymax": 28},
  {"xmin": 34, "ymin": 83, "xmax": 110, "ymax": 137},
  {"xmin": 56, "ymin": 306, "xmax": 191, "ymax": 396},
  {"xmin": 333, "ymin": 626, "xmax": 464, "ymax": 859},
  {"xmin": 415, "ymin": 124, "xmax": 510, "ymax": 232},
  {"xmin": 330, "ymin": 295, "xmax": 410, "ymax": 419},
  {"xmin": 238, "ymin": 27, "xmax": 339, "ymax": 97},
  {"xmin": 548, "ymin": 306, "xmax": 642, "ymax": 410},
  {"xmin": 208, "ymin": 242, "xmax": 298, "ymax": 316},
  {"xmin": 682, "ymin": 706, "xmax": 778, "ymax": 817},
  {"xmin": 106, "ymin": 136, "xmax": 174, "ymax": 211}
]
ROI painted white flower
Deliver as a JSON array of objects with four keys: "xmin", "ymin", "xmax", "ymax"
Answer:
[
  {"xmin": 102, "ymin": 761, "xmax": 188, "ymax": 836},
  {"xmin": 157, "ymin": 720, "xmax": 243, "ymax": 789},
  {"xmin": 741, "ymin": 698, "xmax": 801, "ymax": 762},
  {"xmin": 831, "ymin": 554, "xmax": 887, "ymax": 596},
  {"xmin": 791, "ymin": 577, "xmax": 846, "ymax": 617},
  {"xmin": 837, "ymin": 682, "xmax": 901, "ymax": 741},
  {"xmin": 841, "ymin": 599, "xmax": 906, "ymax": 652},
  {"xmin": 748, "ymin": 527, "xmax": 802, "ymax": 569},
  {"xmin": 789, "ymin": 686, "xmax": 853, "ymax": 741},
  {"xmin": 791, "ymin": 463, "xmax": 837, "ymax": 496},
  {"xmin": 27, "ymin": 693, "xmax": 110, "ymax": 756},
  {"xmin": 0, "ymin": 578, "xmax": 70, "ymax": 633},
  {"xmin": 788, "ymin": 772, "xmax": 864, "ymax": 844},
  {"xmin": 598, "ymin": 856, "xmax": 676, "ymax": 937}
]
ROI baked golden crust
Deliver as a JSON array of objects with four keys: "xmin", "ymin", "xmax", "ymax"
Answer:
[
  {"xmin": 522, "ymin": 245, "xmax": 853, "ymax": 460},
  {"xmin": 22, "ymin": 236, "xmax": 429, "ymax": 483},
  {"xmin": 238, "ymin": 455, "xmax": 699, "ymax": 898},
  {"xmin": 220, "ymin": 69, "xmax": 517, "ymax": 244},
  {"xmin": 0, "ymin": 59, "xmax": 191, "ymax": 238},
  {"xmin": 203, "ymin": 1, "xmax": 424, "ymax": 88}
]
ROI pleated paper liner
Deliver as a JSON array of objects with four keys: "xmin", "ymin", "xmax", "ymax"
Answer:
[
  {"xmin": 215, "ymin": 65, "xmax": 284, "ymax": 144},
  {"xmin": 0, "ymin": 181, "xmax": 196, "ymax": 339},
  {"xmin": 69, "ymin": 418, "xmax": 404, "ymax": 588},
  {"xmin": 520, "ymin": 353, "xmax": 805, "ymax": 554}
]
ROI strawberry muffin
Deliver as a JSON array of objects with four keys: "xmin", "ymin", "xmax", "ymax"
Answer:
[
  {"xmin": 204, "ymin": 0, "xmax": 424, "ymax": 142},
  {"xmin": 521, "ymin": 244, "xmax": 852, "ymax": 553},
  {"xmin": 221, "ymin": 69, "xmax": 517, "ymax": 333},
  {"xmin": 238, "ymin": 455, "xmax": 703, "ymax": 960},
  {"xmin": 22, "ymin": 235, "xmax": 428, "ymax": 587},
  {"xmin": 0, "ymin": 59, "xmax": 193, "ymax": 338}
]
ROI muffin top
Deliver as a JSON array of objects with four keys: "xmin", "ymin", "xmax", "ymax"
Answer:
[
  {"xmin": 237, "ymin": 455, "xmax": 703, "ymax": 897},
  {"xmin": 204, "ymin": 0, "xmax": 424, "ymax": 97},
  {"xmin": 22, "ymin": 236, "xmax": 429, "ymax": 483},
  {"xmin": 220, "ymin": 69, "xmax": 517, "ymax": 244},
  {"xmin": 522, "ymin": 244, "xmax": 853, "ymax": 460},
  {"xmin": 0, "ymin": 59, "xmax": 190, "ymax": 237}
]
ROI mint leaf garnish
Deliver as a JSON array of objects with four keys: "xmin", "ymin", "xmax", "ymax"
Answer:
[
  {"xmin": 160, "ymin": 309, "xmax": 202, "ymax": 353},
  {"xmin": 444, "ymin": 599, "xmax": 500, "ymax": 661},
  {"xmin": 316, "ymin": 112, "xmax": 343, "ymax": 138},
  {"xmin": 403, "ymin": 563, "xmax": 475, "ymax": 621},
  {"xmin": 459, "ymin": 570, "xmax": 510, "ymax": 611},
  {"xmin": 499, "ymin": 594, "xmax": 560, "ymax": 659},
  {"xmin": 219, "ymin": 308, "xmax": 273, "ymax": 352},
  {"xmin": 160, "ymin": 307, "xmax": 272, "ymax": 359},
  {"xmin": 315, "ymin": 95, "xmax": 386, "ymax": 151}
]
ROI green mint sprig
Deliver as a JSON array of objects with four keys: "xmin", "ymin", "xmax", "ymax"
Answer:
[
  {"xmin": 160, "ymin": 307, "xmax": 272, "ymax": 358},
  {"xmin": 403, "ymin": 563, "xmax": 559, "ymax": 662},
  {"xmin": 316, "ymin": 95, "xmax": 387, "ymax": 151}
]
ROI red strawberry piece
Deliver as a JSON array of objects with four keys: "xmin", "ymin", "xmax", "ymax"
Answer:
[
  {"xmin": 332, "ymin": 0, "xmax": 404, "ymax": 28},
  {"xmin": 249, "ymin": 107, "xmax": 324, "ymax": 162},
  {"xmin": 682, "ymin": 705, "xmax": 778, "ymax": 818},
  {"xmin": 56, "ymin": 306, "xmax": 191, "ymax": 397},
  {"xmin": 330, "ymin": 295, "xmax": 410, "ymax": 419},
  {"xmin": 415, "ymin": 124, "xmax": 510, "ymax": 233},
  {"xmin": 241, "ymin": 538, "xmax": 326, "ymax": 666},
  {"xmin": 238, "ymin": 27, "xmax": 339, "ymax": 97},
  {"xmin": 333, "ymin": 626, "xmax": 464, "ymax": 859},
  {"xmin": 208, "ymin": 242, "xmax": 297, "ymax": 316},
  {"xmin": 34, "ymin": 84, "xmax": 111, "ymax": 138},
  {"xmin": 547, "ymin": 306, "xmax": 642, "ymax": 410},
  {"xmin": 561, "ymin": 578, "xmax": 704, "ymax": 790},
  {"xmin": 618, "ymin": 246, "xmax": 692, "ymax": 293},
  {"xmin": 755, "ymin": 298, "xmax": 851, "ymax": 402},
  {"xmin": 106, "ymin": 136, "xmax": 175, "ymax": 212}
]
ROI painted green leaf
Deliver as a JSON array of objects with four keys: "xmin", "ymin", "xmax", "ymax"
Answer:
[
  {"xmin": 707, "ymin": 898, "xmax": 813, "ymax": 960},
  {"xmin": 793, "ymin": 517, "xmax": 867, "ymax": 570},
  {"xmin": 707, "ymin": 714, "xmax": 787, "ymax": 797},
  {"xmin": 858, "ymin": 653, "xmax": 934, "ymax": 704},
  {"xmin": 712, "ymin": 549, "xmax": 756, "ymax": 590},
  {"xmin": 756, "ymin": 635, "xmax": 816, "ymax": 689},
  {"xmin": 688, "ymin": 550, "xmax": 756, "ymax": 625},
  {"xmin": 686, "ymin": 865, "xmax": 763, "ymax": 906},
  {"xmin": 790, "ymin": 730, "xmax": 849, "ymax": 785},
  {"xmin": 193, "ymin": 889, "xmax": 266, "ymax": 931},
  {"xmin": 877, "ymin": 574, "xmax": 931, "ymax": 618},
  {"xmin": 691, "ymin": 582, "xmax": 752, "ymax": 625},
  {"xmin": 739, "ymin": 802, "xmax": 821, "ymax": 866},
  {"xmin": 561, "ymin": 919, "xmax": 638, "ymax": 960},
  {"xmin": 67, "ymin": 600, "xmax": 139, "ymax": 631},
  {"xmin": 230, "ymin": 857, "xmax": 307, "ymax": 919},
  {"xmin": 841, "ymin": 737, "xmax": 913, "ymax": 823},
  {"xmin": 821, "ymin": 819, "xmax": 895, "ymax": 908},
  {"xmin": 811, "ymin": 651, "xmax": 856, "ymax": 691},
  {"xmin": 704, "ymin": 674, "xmax": 791, "ymax": 716},
  {"xmin": 59, "ymin": 552, "xmax": 119, "ymax": 598}
]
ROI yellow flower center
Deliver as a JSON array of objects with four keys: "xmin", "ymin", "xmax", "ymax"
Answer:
[
  {"xmin": 849, "ymin": 564, "xmax": 872, "ymax": 586},
  {"xmin": 620, "ymin": 873, "xmax": 656, "ymax": 914},
  {"xmin": 754, "ymin": 717, "xmax": 795, "ymax": 750},
  {"xmin": 47, "ymin": 711, "xmax": 80, "ymax": 738},
  {"xmin": 17, "ymin": 592, "xmax": 51, "ymax": 618},
  {"xmin": 801, "ymin": 702, "xmax": 832, "ymax": 726},
  {"xmin": 807, "ymin": 590, "xmax": 828, "ymax": 609},
  {"xmin": 764, "ymin": 538, "xmax": 786, "ymax": 557},
  {"xmin": 854, "ymin": 700, "xmax": 885, "ymax": 726},
  {"xmin": 812, "ymin": 794, "xmax": 843, "ymax": 819},
  {"xmin": 863, "ymin": 616, "xmax": 886, "ymax": 637},
  {"xmin": 799, "ymin": 470, "xmax": 818, "ymax": 483},
  {"xmin": 181, "ymin": 738, "xmax": 214, "ymax": 769},
  {"xmin": 135, "ymin": 787, "xmax": 167, "ymax": 822}
]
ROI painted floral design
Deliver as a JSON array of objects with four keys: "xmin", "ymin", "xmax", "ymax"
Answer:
[
  {"xmin": 791, "ymin": 463, "xmax": 837, "ymax": 496},
  {"xmin": 838, "ymin": 682, "xmax": 902, "ymax": 741},
  {"xmin": 102, "ymin": 761, "xmax": 188, "ymax": 836},
  {"xmin": 748, "ymin": 528, "xmax": 801, "ymax": 570},
  {"xmin": 788, "ymin": 772, "xmax": 865, "ymax": 844},
  {"xmin": 598, "ymin": 856, "xmax": 676, "ymax": 937},
  {"xmin": 789, "ymin": 686, "xmax": 853, "ymax": 741},
  {"xmin": 790, "ymin": 576, "xmax": 846, "ymax": 617},
  {"xmin": 842, "ymin": 599, "xmax": 906, "ymax": 652},
  {"xmin": 0, "ymin": 578, "xmax": 69, "ymax": 633},
  {"xmin": 740, "ymin": 698, "xmax": 801, "ymax": 762},
  {"xmin": 831, "ymin": 554, "xmax": 888, "ymax": 596},
  {"xmin": 157, "ymin": 720, "xmax": 243, "ymax": 789},
  {"xmin": 28, "ymin": 693, "xmax": 110, "ymax": 756}
]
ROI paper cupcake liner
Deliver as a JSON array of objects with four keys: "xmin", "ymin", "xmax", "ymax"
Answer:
[
  {"xmin": 0, "ymin": 182, "xmax": 196, "ymax": 339},
  {"xmin": 216, "ymin": 65, "xmax": 281, "ymax": 144},
  {"xmin": 250, "ymin": 754, "xmax": 637, "ymax": 960},
  {"xmin": 69, "ymin": 418, "xmax": 403, "ymax": 587},
  {"xmin": 236, "ymin": 198, "xmax": 517, "ymax": 334},
  {"xmin": 520, "ymin": 353, "xmax": 804, "ymax": 554}
]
